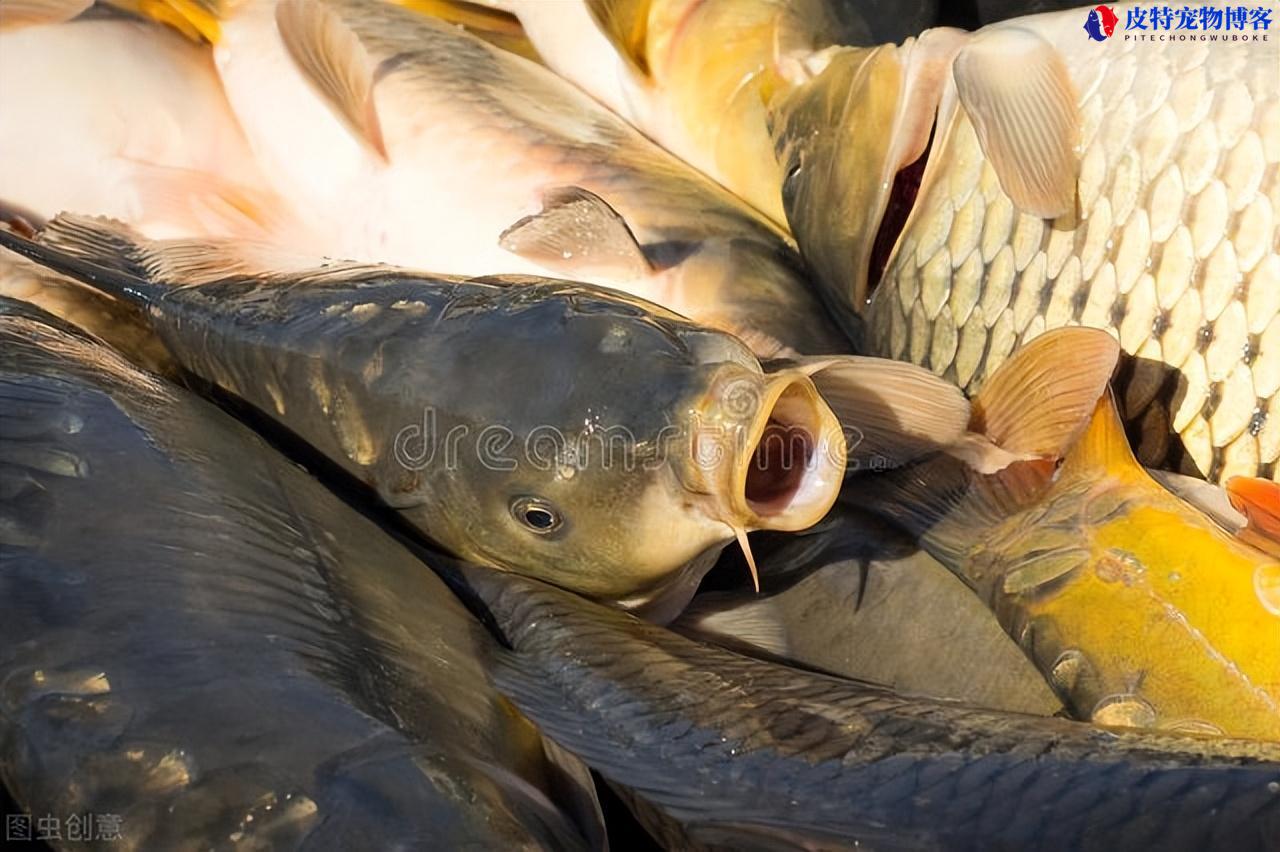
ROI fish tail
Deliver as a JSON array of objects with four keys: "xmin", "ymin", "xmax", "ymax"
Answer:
[
  {"xmin": 0, "ymin": 214, "xmax": 164, "ymax": 307},
  {"xmin": 859, "ymin": 327, "xmax": 1121, "ymax": 562}
]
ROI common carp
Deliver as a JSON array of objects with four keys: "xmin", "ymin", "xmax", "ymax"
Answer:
[
  {"xmin": 447, "ymin": 559, "xmax": 1280, "ymax": 851},
  {"xmin": 864, "ymin": 327, "xmax": 1280, "ymax": 741},
  {"xmin": 672, "ymin": 502, "xmax": 1064, "ymax": 715},
  {"xmin": 771, "ymin": 2, "xmax": 1280, "ymax": 481},
  {"xmin": 0, "ymin": 296, "xmax": 604, "ymax": 850},
  {"xmin": 1, "ymin": 215, "xmax": 926, "ymax": 615},
  {"xmin": 143, "ymin": 0, "xmax": 856, "ymax": 356}
]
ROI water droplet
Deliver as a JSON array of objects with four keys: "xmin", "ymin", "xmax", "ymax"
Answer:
[
  {"xmin": 1256, "ymin": 565, "xmax": 1280, "ymax": 616},
  {"xmin": 1268, "ymin": 781, "xmax": 1279, "ymax": 793},
  {"xmin": 1168, "ymin": 571, "xmax": 1182, "ymax": 583},
  {"xmin": 1091, "ymin": 694, "xmax": 1157, "ymax": 729}
]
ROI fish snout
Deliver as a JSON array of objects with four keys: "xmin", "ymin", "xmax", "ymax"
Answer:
[{"xmin": 691, "ymin": 368, "xmax": 846, "ymax": 535}]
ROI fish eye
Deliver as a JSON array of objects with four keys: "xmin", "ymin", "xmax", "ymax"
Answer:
[{"xmin": 510, "ymin": 496, "xmax": 563, "ymax": 534}]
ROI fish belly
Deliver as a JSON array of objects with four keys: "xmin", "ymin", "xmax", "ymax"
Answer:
[{"xmin": 867, "ymin": 24, "xmax": 1279, "ymax": 483}]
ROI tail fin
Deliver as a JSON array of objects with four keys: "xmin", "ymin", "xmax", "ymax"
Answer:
[
  {"xmin": 971, "ymin": 327, "xmax": 1120, "ymax": 457},
  {"xmin": 0, "ymin": 214, "xmax": 164, "ymax": 306},
  {"xmin": 856, "ymin": 327, "xmax": 1119, "ymax": 563}
]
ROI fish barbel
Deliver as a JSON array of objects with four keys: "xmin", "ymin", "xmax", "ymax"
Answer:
[
  {"xmin": 864, "ymin": 327, "xmax": 1280, "ymax": 742},
  {"xmin": 0, "ymin": 215, "xmax": 858, "ymax": 615},
  {"xmin": 447, "ymin": 559, "xmax": 1280, "ymax": 851},
  {"xmin": 0, "ymin": 296, "xmax": 604, "ymax": 850},
  {"xmin": 771, "ymin": 2, "xmax": 1280, "ymax": 482}
]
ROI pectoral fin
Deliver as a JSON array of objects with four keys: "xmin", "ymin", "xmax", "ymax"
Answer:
[
  {"xmin": 276, "ymin": 0, "xmax": 388, "ymax": 161},
  {"xmin": 671, "ymin": 594, "xmax": 791, "ymax": 658},
  {"xmin": 952, "ymin": 26, "xmax": 1080, "ymax": 218},
  {"xmin": 499, "ymin": 186, "xmax": 652, "ymax": 281},
  {"xmin": 0, "ymin": 0, "xmax": 92, "ymax": 29},
  {"xmin": 791, "ymin": 356, "xmax": 970, "ymax": 471}
]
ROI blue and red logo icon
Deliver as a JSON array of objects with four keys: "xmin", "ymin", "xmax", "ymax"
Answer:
[{"xmin": 1083, "ymin": 4, "xmax": 1120, "ymax": 39}]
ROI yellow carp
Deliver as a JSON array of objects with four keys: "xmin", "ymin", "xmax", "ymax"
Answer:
[{"xmin": 865, "ymin": 327, "xmax": 1280, "ymax": 741}]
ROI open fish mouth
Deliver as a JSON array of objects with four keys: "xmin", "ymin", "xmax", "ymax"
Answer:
[{"xmin": 733, "ymin": 374, "xmax": 845, "ymax": 531}]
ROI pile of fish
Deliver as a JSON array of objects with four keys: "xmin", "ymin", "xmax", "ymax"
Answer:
[{"xmin": 0, "ymin": 0, "xmax": 1278, "ymax": 848}]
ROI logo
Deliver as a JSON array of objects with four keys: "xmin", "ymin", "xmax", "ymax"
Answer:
[{"xmin": 1083, "ymin": 4, "xmax": 1120, "ymax": 40}]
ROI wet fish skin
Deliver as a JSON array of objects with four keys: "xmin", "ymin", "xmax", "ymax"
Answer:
[
  {"xmin": 863, "ymin": 329, "xmax": 1280, "ymax": 742},
  {"xmin": 0, "ymin": 245, "xmax": 173, "ymax": 375},
  {"xmin": 0, "ymin": 297, "xmax": 601, "ymax": 851},
  {"xmin": 785, "ymin": 3, "xmax": 1280, "ymax": 481},
  {"xmin": 673, "ymin": 502, "xmax": 1064, "ymax": 716},
  {"xmin": 452, "ymin": 562, "xmax": 1280, "ymax": 852},
  {"xmin": 200, "ymin": 0, "xmax": 852, "ymax": 356},
  {"xmin": 497, "ymin": 0, "xmax": 940, "ymax": 228},
  {"xmin": 0, "ymin": 218, "xmax": 852, "ymax": 608}
]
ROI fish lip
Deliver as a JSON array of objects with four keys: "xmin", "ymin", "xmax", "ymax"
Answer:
[{"xmin": 727, "ymin": 372, "xmax": 846, "ymax": 532}]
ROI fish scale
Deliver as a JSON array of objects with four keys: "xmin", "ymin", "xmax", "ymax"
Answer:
[{"xmin": 867, "ymin": 26, "xmax": 1278, "ymax": 483}]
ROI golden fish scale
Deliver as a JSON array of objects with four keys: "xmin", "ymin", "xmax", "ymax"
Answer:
[{"xmin": 867, "ymin": 37, "xmax": 1279, "ymax": 483}]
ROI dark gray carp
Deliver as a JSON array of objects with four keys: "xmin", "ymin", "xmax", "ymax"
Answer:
[{"xmin": 0, "ymin": 297, "xmax": 604, "ymax": 850}]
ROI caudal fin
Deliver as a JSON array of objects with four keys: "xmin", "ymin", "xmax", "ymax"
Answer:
[{"xmin": 855, "ymin": 327, "xmax": 1119, "ymax": 563}]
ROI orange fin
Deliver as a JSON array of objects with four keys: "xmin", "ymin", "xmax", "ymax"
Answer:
[
  {"xmin": 973, "ymin": 327, "xmax": 1119, "ymax": 459},
  {"xmin": 1226, "ymin": 476, "xmax": 1280, "ymax": 559}
]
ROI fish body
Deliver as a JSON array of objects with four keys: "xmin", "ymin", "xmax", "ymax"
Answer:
[
  {"xmin": 499, "ymin": 0, "xmax": 950, "ymax": 227},
  {"xmin": 0, "ymin": 244, "xmax": 172, "ymax": 374},
  {"xmin": 0, "ymin": 296, "xmax": 602, "ymax": 850},
  {"xmin": 867, "ymin": 328, "xmax": 1280, "ymax": 742},
  {"xmin": 774, "ymin": 2, "xmax": 1280, "ymax": 480},
  {"xmin": 200, "ymin": 0, "xmax": 852, "ymax": 355},
  {"xmin": 452, "ymin": 561, "xmax": 1280, "ymax": 851},
  {"xmin": 673, "ymin": 503, "xmax": 1064, "ymax": 715},
  {"xmin": 0, "ymin": 216, "xmax": 850, "ymax": 611},
  {"xmin": 0, "ymin": 16, "xmax": 273, "ymax": 239}
]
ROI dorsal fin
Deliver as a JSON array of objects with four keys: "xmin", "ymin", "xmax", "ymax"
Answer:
[{"xmin": 276, "ymin": 0, "xmax": 389, "ymax": 161}]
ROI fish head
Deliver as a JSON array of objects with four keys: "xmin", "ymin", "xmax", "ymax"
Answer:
[
  {"xmin": 394, "ymin": 291, "xmax": 844, "ymax": 602},
  {"xmin": 769, "ymin": 30, "xmax": 961, "ymax": 312}
]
